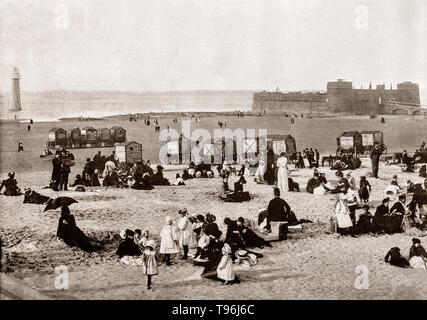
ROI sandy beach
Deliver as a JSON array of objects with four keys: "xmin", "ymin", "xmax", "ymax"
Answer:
[{"xmin": 1, "ymin": 146, "xmax": 427, "ymax": 299}]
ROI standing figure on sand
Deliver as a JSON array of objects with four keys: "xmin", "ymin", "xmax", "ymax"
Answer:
[
  {"xmin": 370, "ymin": 142, "xmax": 384, "ymax": 178},
  {"xmin": 276, "ymin": 152, "xmax": 289, "ymax": 193}
]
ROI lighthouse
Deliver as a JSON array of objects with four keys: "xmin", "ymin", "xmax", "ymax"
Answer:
[{"xmin": 9, "ymin": 67, "xmax": 22, "ymax": 111}]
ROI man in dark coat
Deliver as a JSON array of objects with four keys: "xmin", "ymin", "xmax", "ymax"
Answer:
[
  {"xmin": 59, "ymin": 151, "xmax": 72, "ymax": 191},
  {"xmin": 264, "ymin": 188, "xmax": 292, "ymax": 232},
  {"xmin": 370, "ymin": 142, "xmax": 383, "ymax": 178},
  {"xmin": 51, "ymin": 153, "xmax": 62, "ymax": 191}
]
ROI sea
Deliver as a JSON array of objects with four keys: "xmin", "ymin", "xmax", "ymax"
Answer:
[{"xmin": 0, "ymin": 90, "xmax": 254, "ymax": 121}]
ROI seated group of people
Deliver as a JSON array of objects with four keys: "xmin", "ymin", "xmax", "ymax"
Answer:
[
  {"xmin": 219, "ymin": 169, "xmax": 251, "ymax": 202},
  {"xmin": 116, "ymin": 228, "xmax": 152, "ymax": 258},
  {"xmin": 365, "ymin": 192, "xmax": 426, "ymax": 234},
  {"xmin": 191, "ymin": 213, "xmax": 265, "ymax": 283},
  {"xmin": 306, "ymin": 169, "xmax": 366, "ymax": 197},
  {"xmin": 174, "ymin": 161, "xmax": 215, "ymax": 184},
  {"xmin": 71, "ymin": 159, "xmax": 171, "ymax": 189},
  {"xmin": 330, "ymin": 154, "xmax": 361, "ymax": 171},
  {"xmin": 385, "ymin": 238, "xmax": 427, "ymax": 270}
]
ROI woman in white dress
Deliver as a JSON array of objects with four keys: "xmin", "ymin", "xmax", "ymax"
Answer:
[
  {"xmin": 276, "ymin": 152, "xmax": 289, "ymax": 193},
  {"xmin": 254, "ymin": 153, "xmax": 266, "ymax": 183}
]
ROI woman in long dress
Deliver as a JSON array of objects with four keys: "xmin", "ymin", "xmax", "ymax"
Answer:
[
  {"xmin": 254, "ymin": 153, "xmax": 266, "ymax": 183},
  {"xmin": 276, "ymin": 152, "xmax": 289, "ymax": 193}
]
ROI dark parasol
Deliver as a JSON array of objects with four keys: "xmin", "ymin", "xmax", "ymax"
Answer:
[{"xmin": 44, "ymin": 197, "xmax": 78, "ymax": 211}]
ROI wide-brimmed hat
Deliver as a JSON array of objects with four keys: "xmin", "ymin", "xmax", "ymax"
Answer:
[
  {"xmin": 412, "ymin": 238, "xmax": 421, "ymax": 244},
  {"xmin": 178, "ymin": 208, "xmax": 188, "ymax": 215},
  {"xmin": 157, "ymin": 165, "xmax": 164, "ymax": 171},
  {"xmin": 206, "ymin": 213, "xmax": 216, "ymax": 222},
  {"xmin": 145, "ymin": 239, "xmax": 156, "ymax": 249},
  {"xmin": 236, "ymin": 250, "xmax": 249, "ymax": 259},
  {"xmin": 165, "ymin": 216, "xmax": 173, "ymax": 225}
]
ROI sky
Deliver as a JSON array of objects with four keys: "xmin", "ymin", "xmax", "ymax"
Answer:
[{"xmin": 0, "ymin": 0, "xmax": 426, "ymax": 96}]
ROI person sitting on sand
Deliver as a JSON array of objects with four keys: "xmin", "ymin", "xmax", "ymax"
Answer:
[
  {"xmin": 182, "ymin": 168, "xmax": 191, "ymax": 180},
  {"xmin": 384, "ymin": 247, "xmax": 410, "ymax": 268},
  {"xmin": 236, "ymin": 217, "xmax": 270, "ymax": 249},
  {"xmin": 0, "ymin": 171, "xmax": 22, "ymax": 196},
  {"xmin": 116, "ymin": 229, "xmax": 142, "ymax": 258},
  {"xmin": 134, "ymin": 229, "xmax": 142, "ymax": 245},
  {"xmin": 204, "ymin": 213, "xmax": 222, "ymax": 239},
  {"xmin": 330, "ymin": 170, "xmax": 349, "ymax": 194},
  {"xmin": 174, "ymin": 173, "xmax": 185, "ymax": 186},
  {"xmin": 306, "ymin": 171, "xmax": 322, "ymax": 194},
  {"xmin": 265, "ymin": 188, "xmax": 291, "ymax": 231},
  {"xmin": 346, "ymin": 171, "xmax": 356, "ymax": 190},
  {"xmin": 193, "ymin": 227, "xmax": 211, "ymax": 261},
  {"xmin": 192, "ymin": 215, "xmax": 206, "ymax": 240},
  {"xmin": 384, "ymin": 175, "xmax": 402, "ymax": 195},
  {"xmin": 70, "ymin": 174, "xmax": 86, "ymax": 187},
  {"xmin": 288, "ymin": 177, "xmax": 300, "ymax": 192},
  {"xmin": 151, "ymin": 165, "xmax": 170, "ymax": 186},
  {"xmin": 224, "ymin": 218, "xmax": 245, "ymax": 254},
  {"xmin": 390, "ymin": 194, "xmax": 407, "ymax": 215},
  {"xmin": 57, "ymin": 206, "xmax": 102, "ymax": 252},
  {"xmin": 355, "ymin": 204, "xmax": 374, "ymax": 234},
  {"xmin": 409, "ymin": 238, "xmax": 427, "ymax": 270},
  {"xmin": 375, "ymin": 198, "xmax": 390, "ymax": 217}
]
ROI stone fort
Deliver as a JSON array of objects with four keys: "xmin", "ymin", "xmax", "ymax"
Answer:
[{"xmin": 252, "ymin": 79, "xmax": 424, "ymax": 115}]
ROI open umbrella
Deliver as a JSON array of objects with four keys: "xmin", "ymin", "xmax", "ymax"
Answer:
[{"xmin": 44, "ymin": 197, "xmax": 78, "ymax": 212}]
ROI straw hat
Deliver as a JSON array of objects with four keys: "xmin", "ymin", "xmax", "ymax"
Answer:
[
  {"xmin": 236, "ymin": 250, "xmax": 249, "ymax": 259},
  {"xmin": 178, "ymin": 208, "xmax": 188, "ymax": 215},
  {"xmin": 145, "ymin": 239, "xmax": 156, "ymax": 249},
  {"xmin": 165, "ymin": 216, "xmax": 173, "ymax": 225}
]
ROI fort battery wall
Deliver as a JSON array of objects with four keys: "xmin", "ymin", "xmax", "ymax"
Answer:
[{"xmin": 252, "ymin": 80, "xmax": 421, "ymax": 115}]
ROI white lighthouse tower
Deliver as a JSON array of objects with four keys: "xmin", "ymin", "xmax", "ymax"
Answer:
[{"xmin": 9, "ymin": 67, "xmax": 22, "ymax": 111}]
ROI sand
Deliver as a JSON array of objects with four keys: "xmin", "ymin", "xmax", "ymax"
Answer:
[{"xmin": 1, "ymin": 155, "xmax": 427, "ymax": 300}]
